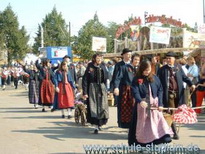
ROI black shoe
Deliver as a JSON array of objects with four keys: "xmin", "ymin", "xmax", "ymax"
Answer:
[
  {"xmin": 173, "ymin": 134, "xmax": 179, "ymax": 140},
  {"xmin": 42, "ymin": 108, "xmax": 45, "ymax": 112},
  {"xmin": 67, "ymin": 115, "xmax": 72, "ymax": 119},
  {"xmin": 98, "ymin": 126, "xmax": 102, "ymax": 131},
  {"xmin": 51, "ymin": 108, "xmax": 55, "ymax": 112},
  {"xmin": 62, "ymin": 115, "xmax": 65, "ymax": 118},
  {"xmin": 94, "ymin": 129, "xmax": 98, "ymax": 134}
]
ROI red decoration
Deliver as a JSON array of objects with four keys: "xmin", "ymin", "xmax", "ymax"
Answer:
[{"xmin": 138, "ymin": 79, "xmax": 143, "ymax": 84}]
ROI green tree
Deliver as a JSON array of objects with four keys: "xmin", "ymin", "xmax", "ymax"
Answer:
[
  {"xmin": 76, "ymin": 13, "xmax": 109, "ymax": 60},
  {"xmin": 32, "ymin": 6, "xmax": 70, "ymax": 54},
  {"xmin": 106, "ymin": 21, "xmax": 119, "ymax": 53},
  {"xmin": 0, "ymin": 5, "xmax": 29, "ymax": 63}
]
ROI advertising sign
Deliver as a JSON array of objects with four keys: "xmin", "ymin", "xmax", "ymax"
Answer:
[
  {"xmin": 183, "ymin": 29, "xmax": 205, "ymax": 48},
  {"xmin": 149, "ymin": 26, "xmax": 171, "ymax": 44},
  {"xmin": 51, "ymin": 47, "xmax": 68, "ymax": 58},
  {"xmin": 92, "ymin": 37, "xmax": 107, "ymax": 52}
]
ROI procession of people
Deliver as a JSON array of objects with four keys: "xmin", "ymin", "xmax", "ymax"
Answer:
[{"xmin": 0, "ymin": 48, "xmax": 204, "ymax": 148}]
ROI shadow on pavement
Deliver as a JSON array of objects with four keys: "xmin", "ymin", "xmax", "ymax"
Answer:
[
  {"xmin": 0, "ymin": 107, "xmax": 37, "ymax": 110},
  {"xmin": 3, "ymin": 115, "xmax": 61, "ymax": 119},
  {"xmin": 12, "ymin": 121, "xmax": 127, "ymax": 141},
  {"xmin": 180, "ymin": 114, "xmax": 205, "ymax": 131}
]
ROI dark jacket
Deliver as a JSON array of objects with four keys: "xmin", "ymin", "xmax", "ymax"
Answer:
[
  {"xmin": 35, "ymin": 60, "xmax": 55, "ymax": 84},
  {"xmin": 110, "ymin": 60, "xmax": 125, "ymax": 92},
  {"xmin": 157, "ymin": 64, "xmax": 193, "ymax": 107},
  {"xmin": 131, "ymin": 75, "xmax": 163, "ymax": 107},
  {"xmin": 82, "ymin": 62, "xmax": 109, "ymax": 95},
  {"xmin": 54, "ymin": 70, "xmax": 75, "ymax": 89}
]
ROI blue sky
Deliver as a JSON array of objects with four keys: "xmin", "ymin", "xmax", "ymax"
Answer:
[{"xmin": 0, "ymin": 0, "xmax": 204, "ymax": 45}]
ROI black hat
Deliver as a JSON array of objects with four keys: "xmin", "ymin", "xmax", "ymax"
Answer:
[
  {"xmin": 121, "ymin": 48, "xmax": 132, "ymax": 55},
  {"xmin": 166, "ymin": 51, "xmax": 177, "ymax": 57},
  {"xmin": 63, "ymin": 55, "xmax": 71, "ymax": 59}
]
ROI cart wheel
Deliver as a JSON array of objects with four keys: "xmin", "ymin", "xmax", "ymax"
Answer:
[
  {"xmin": 81, "ymin": 111, "xmax": 86, "ymax": 126},
  {"xmin": 74, "ymin": 108, "xmax": 80, "ymax": 124}
]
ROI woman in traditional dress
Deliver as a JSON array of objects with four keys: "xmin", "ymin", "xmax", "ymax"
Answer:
[
  {"xmin": 54, "ymin": 61, "xmax": 75, "ymax": 118},
  {"xmin": 35, "ymin": 58, "xmax": 55, "ymax": 112},
  {"xmin": 1, "ymin": 67, "xmax": 10, "ymax": 90},
  {"xmin": 22, "ymin": 63, "xmax": 40, "ymax": 109},
  {"xmin": 128, "ymin": 60, "xmax": 172, "ymax": 146},
  {"xmin": 82, "ymin": 53, "xmax": 109, "ymax": 134},
  {"xmin": 11, "ymin": 66, "xmax": 23, "ymax": 89}
]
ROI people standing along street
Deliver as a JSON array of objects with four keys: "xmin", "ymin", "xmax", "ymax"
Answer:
[
  {"xmin": 111, "ymin": 48, "xmax": 134, "ymax": 128},
  {"xmin": 35, "ymin": 58, "xmax": 55, "ymax": 112},
  {"xmin": 82, "ymin": 53, "xmax": 109, "ymax": 134},
  {"xmin": 54, "ymin": 61, "xmax": 75, "ymax": 118},
  {"xmin": 186, "ymin": 56, "xmax": 199, "ymax": 107},
  {"xmin": 195, "ymin": 63, "xmax": 205, "ymax": 114},
  {"xmin": 178, "ymin": 58, "xmax": 190, "ymax": 106},
  {"xmin": 129, "ymin": 60, "xmax": 172, "ymax": 146},
  {"xmin": 157, "ymin": 51, "xmax": 195, "ymax": 140},
  {"xmin": 76, "ymin": 62, "xmax": 86, "ymax": 89}
]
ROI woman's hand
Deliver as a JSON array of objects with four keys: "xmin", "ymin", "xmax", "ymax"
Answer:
[
  {"xmin": 190, "ymin": 85, "xmax": 196, "ymax": 92},
  {"xmin": 140, "ymin": 101, "xmax": 148, "ymax": 108},
  {"xmin": 83, "ymin": 95, "xmax": 88, "ymax": 100},
  {"xmin": 158, "ymin": 106, "xmax": 163, "ymax": 112},
  {"xmin": 114, "ymin": 88, "xmax": 119, "ymax": 96},
  {"xmin": 55, "ymin": 87, "xmax": 60, "ymax": 93}
]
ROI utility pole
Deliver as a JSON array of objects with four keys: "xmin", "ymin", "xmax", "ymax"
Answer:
[
  {"xmin": 204, "ymin": 0, "xmax": 205, "ymax": 23},
  {"xmin": 69, "ymin": 22, "xmax": 71, "ymax": 46},
  {"xmin": 41, "ymin": 25, "xmax": 44, "ymax": 48}
]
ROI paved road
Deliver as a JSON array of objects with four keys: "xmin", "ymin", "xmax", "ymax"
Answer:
[{"xmin": 0, "ymin": 85, "xmax": 204, "ymax": 154}]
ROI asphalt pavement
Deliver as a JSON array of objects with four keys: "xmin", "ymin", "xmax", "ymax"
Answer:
[{"xmin": 0, "ymin": 85, "xmax": 204, "ymax": 154}]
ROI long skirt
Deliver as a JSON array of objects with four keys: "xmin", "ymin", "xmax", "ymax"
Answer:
[
  {"xmin": 40, "ymin": 79, "xmax": 54, "ymax": 106},
  {"xmin": 28, "ymin": 80, "xmax": 39, "ymax": 104},
  {"xmin": 129, "ymin": 85, "xmax": 172, "ymax": 146},
  {"xmin": 117, "ymin": 85, "xmax": 134, "ymax": 128},
  {"xmin": 57, "ymin": 82, "xmax": 74, "ymax": 109},
  {"xmin": 86, "ymin": 83, "xmax": 109, "ymax": 126},
  {"xmin": 136, "ymin": 103, "xmax": 172, "ymax": 144}
]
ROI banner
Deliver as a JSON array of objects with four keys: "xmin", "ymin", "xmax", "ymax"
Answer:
[
  {"xmin": 130, "ymin": 25, "xmax": 140, "ymax": 41},
  {"xmin": 198, "ymin": 24, "xmax": 205, "ymax": 34},
  {"xmin": 149, "ymin": 26, "xmax": 171, "ymax": 44},
  {"xmin": 51, "ymin": 47, "xmax": 68, "ymax": 58},
  {"xmin": 183, "ymin": 29, "xmax": 205, "ymax": 48},
  {"xmin": 92, "ymin": 37, "xmax": 107, "ymax": 52}
]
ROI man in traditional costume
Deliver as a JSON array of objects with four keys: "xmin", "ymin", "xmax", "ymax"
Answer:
[
  {"xmin": 111, "ymin": 48, "xmax": 134, "ymax": 128},
  {"xmin": 157, "ymin": 51, "xmax": 195, "ymax": 139}
]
